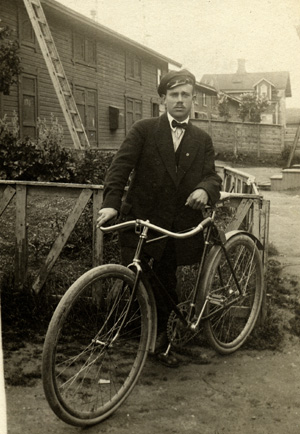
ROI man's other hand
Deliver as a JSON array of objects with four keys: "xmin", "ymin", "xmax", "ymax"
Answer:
[
  {"xmin": 97, "ymin": 208, "xmax": 118, "ymax": 228},
  {"xmin": 185, "ymin": 189, "xmax": 209, "ymax": 210}
]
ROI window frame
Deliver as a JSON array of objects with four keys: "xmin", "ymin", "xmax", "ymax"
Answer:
[
  {"xmin": 126, "ymin": 52, "xmax": 142, "ymax": 83},
  {"xmin": 20, "ymin": 73, "xmax": 38, "ymax": 139},
  {"xmin": 125, "ymin": 96, "xmax": 143, "ymax": 132},
  {"xmin": 18, "ymin": 8, "xmax": 37, "ymax": 50},
  {"xmin": 73, "ymin": 32, "xmax": 97, "ymax": 68},
  {"xmin": 74, "ymin": 85, "xmax": 98, "ymax": 146}
]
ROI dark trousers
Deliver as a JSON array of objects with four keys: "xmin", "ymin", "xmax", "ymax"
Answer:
[
  {"xmin": 121, "ymin": 238, "xmax": 178, "ymax": 332},
  {"xmin": 151, "ymin": 238, "xmax": 178, "ymax": 331}
]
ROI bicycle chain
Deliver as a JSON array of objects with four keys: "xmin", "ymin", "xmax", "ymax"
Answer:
[{"xmin": 166, "ymin": 301, "xmax": 196, "ymax": 347}]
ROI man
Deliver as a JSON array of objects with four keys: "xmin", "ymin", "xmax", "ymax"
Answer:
[{"xmin": 97, "ymin": 69, "xmax": 222, "ymax": 366}]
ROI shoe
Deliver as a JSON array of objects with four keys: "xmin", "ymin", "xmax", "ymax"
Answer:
[
  {"xmin": 155, "ymin": 331, "xmax": 169, "ymax": 353},
  {"xmin": 156, "ymin": 351, "xmax": 180, "ymax": 368}
]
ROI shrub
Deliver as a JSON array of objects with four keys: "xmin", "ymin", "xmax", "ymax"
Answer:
[
  {"xmin": 0, "ymin": 113, "xmax": 114, "ymax": 183},
  {"xmin": 238, "ymin": 92, "xmax": 270, "ymax": 123},
  {"xmin": 217, "ymin": 92, "xmax": 231, "ymax": 121},
  {"xmin": 0, "ymin": 23, "xmax": 22, "ymax": 95}
]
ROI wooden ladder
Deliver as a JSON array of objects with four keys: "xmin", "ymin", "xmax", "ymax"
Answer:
[{"xmin": 23, "ymin": 0, "xmax": 90, "ymax": 149}]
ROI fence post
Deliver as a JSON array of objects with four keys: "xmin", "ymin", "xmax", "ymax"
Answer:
[
  {"xmin": 15, "ymin": 185, "xmax": 28, "ymax": 290},
  {"xmin": 257, "ymin": 124, "xmax": 261, "ymax": 158},
  {"xmin": 233, "ymin": 123, "xmax": 238, "ymax": 157},
  {"xmin": 92, "ymin": 189, "xmax": 104, "ymax": 266}
]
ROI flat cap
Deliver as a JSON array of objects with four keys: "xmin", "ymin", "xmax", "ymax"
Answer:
[{"xmin": 157, "ymin": 69, "xmax": 196, "ymax": 96}]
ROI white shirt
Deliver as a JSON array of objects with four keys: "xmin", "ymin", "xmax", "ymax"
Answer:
[{"xmin": 167, "ymin": 113, "xmax": 189, "ymax": 152}]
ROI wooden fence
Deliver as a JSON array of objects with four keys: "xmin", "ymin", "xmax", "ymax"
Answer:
[
  {"xmin": 0, "ymin": 181, "xmax": 104, "ymax": 294},
  {"xmin": 191, "ymin": 119, "xmax": 284, "ymax": 157},
  {"xmin": 0, "ymin": 168, "xmax": 270, "ymax": 294}
]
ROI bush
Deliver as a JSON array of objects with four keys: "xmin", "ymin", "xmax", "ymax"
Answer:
[
  {"xmin": 0, "ymin": 113, "xmax": 114, "ymax": 183},
  {"xmin": 0, "ymin": 23, "xmax": 22, "ymax": 95}
]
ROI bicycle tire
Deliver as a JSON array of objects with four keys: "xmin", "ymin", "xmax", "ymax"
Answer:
[
  {"xmin": 42, "ymin": 264, "xmax": 152, "ymax": 427},
  {"xmin": 197, "ymin": 234, "xmax": 264, "ymax": 354}
]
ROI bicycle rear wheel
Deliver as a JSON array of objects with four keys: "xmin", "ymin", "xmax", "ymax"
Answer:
[
  {"xmin": 42, "ymin": 264, "xmax": 152, "ymax": 427},
  {"xmin": 198, "ymin": 234, "xmax": 263, "ymax": 354}
]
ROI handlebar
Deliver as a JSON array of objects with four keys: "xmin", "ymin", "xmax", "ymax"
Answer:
[{"xmin": 100, "ymin": 216, "xmax": 213, "ymax": 239}]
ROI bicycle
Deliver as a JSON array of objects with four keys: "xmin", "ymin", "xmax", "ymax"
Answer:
[{"xmin": 42, "ymin": 192, "xmax": 264, "ymax": 427}]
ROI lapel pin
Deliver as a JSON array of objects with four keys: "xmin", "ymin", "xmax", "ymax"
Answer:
[{"xmin": 186, "ymin": 153, "xmax": 190, "ymax": 157}]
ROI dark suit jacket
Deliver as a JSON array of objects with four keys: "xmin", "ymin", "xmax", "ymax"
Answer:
[{"xmin": 102, "ymin": 113, "xmax": 222, "ymax": 265}]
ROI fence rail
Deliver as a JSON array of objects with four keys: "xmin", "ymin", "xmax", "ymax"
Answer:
[
  {"xmin": 216, "ymin": 164, "xmax": 260, "ymax": 195},
  {"xmin": 0, "ymin": 168, "xmax": 269, "ymax": 294}
]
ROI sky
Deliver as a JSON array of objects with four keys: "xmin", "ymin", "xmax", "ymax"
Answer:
[{"xmin": 57, "ymin": 0, "xmax": 300, "ymax": 108}]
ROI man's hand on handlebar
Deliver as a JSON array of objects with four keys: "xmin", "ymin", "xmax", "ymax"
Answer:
[
  {"xmin": 97, "ymin": 207, "xmax": 118, "ymax": 228},
  {"xmin": 185, "ymin": 188, "xmax": 209, "ymax": 210}
]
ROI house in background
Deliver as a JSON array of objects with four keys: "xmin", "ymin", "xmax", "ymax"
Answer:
[
  {"xmin": 0, "ymin": 0, "xmax": 181, "ymax": 149},
  {"xmin": 201, "ymin": 59, "xmax": 292, "ymax": 126},
  {"xmin": 192, "ymin": 81, "xmax": 240, "ymax": 122},
  {"xmin": 192, "ymin": 82, "xmax": 218, "ymax": 120}
]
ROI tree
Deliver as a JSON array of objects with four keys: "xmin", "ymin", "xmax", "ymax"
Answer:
[
  {"xmin": 0, "ymin": 22, "xmax": 22, "ymax": 95},
  {"xmin": 238, "ymin": 92, "xmax": 270, "ymax": 123},
  {"xmin": 217, "ymin": 92, "xmax": 231, "ymax": 121}
]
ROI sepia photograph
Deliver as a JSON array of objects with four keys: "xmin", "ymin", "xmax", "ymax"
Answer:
[{"xmin": 1, "ymin": 1, "xmax": 300, "ymax": 433}]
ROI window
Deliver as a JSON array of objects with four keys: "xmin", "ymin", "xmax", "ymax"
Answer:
[
  {"xmin": 126, "ymin": 52, "xmax": 141, "ymax": 81},
  {"xmin": 260, "ymin": 83, "xmax": 268, "ymax": 98},
  {"xmin": 126, "ymin": 97, "xmax": 142, "ymax": 131},
  {"xmin": 202, "ymin": 93, "xmax": 207, "ymax": 107},
  {"xmin": 152, "ymin": 103, "xmax": 160, "ymax": 117},
  {"xmin": 21, "ymin": 74, "xmax": 37, "ymax": 138},
  {"xmin": 73, "ymin": 33, "xmax": 96, "ymax": 66},
  {"xmin": 157, "ymin": 68, "xmax": 162, "ymax": 86},
  {"xmin": 152, "ymin": 99, "xmax": 165, "ymax": 117},
  {"xmin": 19, "ymin": 11, "xmax": 36, "ymax": 49},
  {"xmin": 74, "ymin": 86, "xmax": 97, "ymax": 146}
]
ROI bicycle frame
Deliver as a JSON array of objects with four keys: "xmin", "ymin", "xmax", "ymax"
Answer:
[
  {"xmin": 42, "ymin": 198, "xmax": 265, "ymax": 428},
  {"xmin": 101, "ymin": 209, "xmax": 263, "ymax": 340}
]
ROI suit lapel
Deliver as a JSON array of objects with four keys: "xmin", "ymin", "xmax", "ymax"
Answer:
[
  {"xmin": 176, "ymin": 124, "xmax": 200, "ymax": 185},
  {"xmin": 154, "ymin": 114, "xmax": 177, "ymax": 184}
]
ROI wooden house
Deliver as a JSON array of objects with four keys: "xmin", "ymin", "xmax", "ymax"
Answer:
[
  {"xmin": 201, "ymin": 59, "xmax": 292, "ymax": 126},
  {"xmin": 0, "ymin": 0, "xmax": 181, "ymax": 149},
  {"xmin": 193, "ymin": 82, "xmax": 218, "ymax": 120}
]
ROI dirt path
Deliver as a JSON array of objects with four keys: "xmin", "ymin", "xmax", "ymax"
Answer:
[
  {"xmin": 5, "ymin": 342, "xmax": 300, "ymax": 434},
  {"xmin": 4, "ymin": 167, "xmax": 300, "ymax": 434}
]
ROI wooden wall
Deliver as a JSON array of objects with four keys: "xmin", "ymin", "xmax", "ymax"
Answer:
[{"xmin": 0, "ymin": 0, "xmax": 168, "ymax": 149}]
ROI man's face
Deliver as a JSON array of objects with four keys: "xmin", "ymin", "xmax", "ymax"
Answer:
[{"xmin": 162, "ymin": 83, "xmax": 195, "ymax": 121}]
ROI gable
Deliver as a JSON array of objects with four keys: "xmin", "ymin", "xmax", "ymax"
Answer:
[
  {"xmin": 254, "ymin": 79, "xmax": 273, "ymax": 99},
  {"xmin": 201, "ymin": 71, "xmax": 292, "ymax": 97}
]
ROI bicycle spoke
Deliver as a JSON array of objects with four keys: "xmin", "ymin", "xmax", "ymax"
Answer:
[
  {"xmin": 200, "ymin": 235, "xmax": 263, "ymax": 353},
  {"xmin": 42, "ymin": 265, "xmax": 151, "ymax": 426}
]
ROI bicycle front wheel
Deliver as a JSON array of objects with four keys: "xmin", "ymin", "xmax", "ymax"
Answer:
[
  {"xmin": 42, "ymin": 264, "xmax": 152, "ymax": 427},
  {"xmin": 198, "ymin": 234, "xmax": 264, "ymax": 354}
]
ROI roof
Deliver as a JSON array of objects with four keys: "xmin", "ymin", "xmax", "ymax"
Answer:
[
  {"xmin": 201, "ymin": 71, "xmax": 292, "ymax": 97},
  {"xmin": 195, "ymin": 81, "xmax": 217, "ymax": 95},
  {"xmin": 42, "ymin": 0, "xmax": 181, "ymax": 67}
]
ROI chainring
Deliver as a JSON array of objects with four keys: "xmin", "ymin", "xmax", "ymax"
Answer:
[{"xmin": 167, "ymin": 301, "xmax": 196, "ymax": 347}]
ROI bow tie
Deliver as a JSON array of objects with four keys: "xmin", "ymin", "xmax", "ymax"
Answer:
[{"xmin": 171, "ymin": 120, "xmax": 188, "ymax": 129}]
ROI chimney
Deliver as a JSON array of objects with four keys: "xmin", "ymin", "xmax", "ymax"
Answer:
[{"xmin": 237, "ymin": 58, "xmax": 246, "ymax": 74}]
